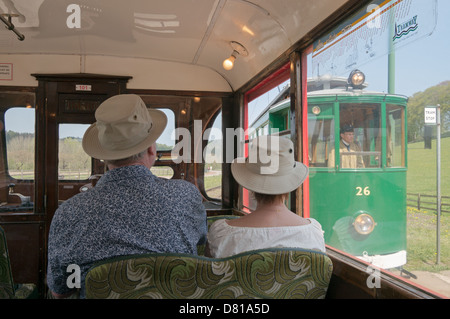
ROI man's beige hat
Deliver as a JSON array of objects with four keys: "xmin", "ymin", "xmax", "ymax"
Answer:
[
  {"xmin": 82, "ymin": 94, "xmax": 167, "ymax": 160},
  {"xmin": 231, "ymin": 136, "xmax": 308, "ymax": 195}
]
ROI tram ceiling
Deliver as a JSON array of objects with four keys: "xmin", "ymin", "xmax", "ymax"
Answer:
[{"xmin": 0, "ymin": 0, "xmax": 351, "ymax": 91}]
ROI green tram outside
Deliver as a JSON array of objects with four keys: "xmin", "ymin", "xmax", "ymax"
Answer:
[{"xmin": 249, "ymin": 70, "xmax": 408, "ymax": 269}]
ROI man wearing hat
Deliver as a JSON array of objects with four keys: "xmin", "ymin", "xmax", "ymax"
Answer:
[
  {"xmin": 47, "ymin": 94, "xmax": 207, "ymax": 299},
  {"xmin": 328, "ymin": 124, "xmax": 365, "ymax": 169}
]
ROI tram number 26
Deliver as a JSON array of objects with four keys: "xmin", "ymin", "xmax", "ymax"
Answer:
[{"xmin": 356, "ymin": 186, "xmax": 371, "ymax": 196}]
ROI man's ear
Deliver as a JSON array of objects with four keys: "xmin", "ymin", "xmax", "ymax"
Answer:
[{"xmin": 148, "ymin": 143, "xmax": 157, "ymax": 156}]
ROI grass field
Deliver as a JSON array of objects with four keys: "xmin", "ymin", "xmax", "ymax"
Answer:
[
  {"xmin": 406, "ymin": 207, "xmax": 450, "ymax": 271},
  {"xmin": 405, "ymin": 137, "xmax": 450, "ymax": 271},
  {"xmin": 407, "ymin": 137, "xmax": 450, "ymax": 196}
]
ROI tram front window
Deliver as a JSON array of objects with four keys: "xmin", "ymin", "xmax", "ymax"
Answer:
[
  {"xmin": 386, "ymin": 104, "xmax": 406, "ymax": 168},
  {"xmin": 58, "ymin": 124, "xmax": 91, "ymax": 180},
  {"xmin": 308, "ymin": 104, "xmax": 334, "ymax": 167},
  {"xmin": 336, "ymin": 103, "xmax": 381, "ymax": 169}
]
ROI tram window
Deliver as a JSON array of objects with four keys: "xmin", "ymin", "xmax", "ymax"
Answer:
[
  {"xmin": 58, "ymin": 124, "xmax": 91, "ymax": 180},
  {"xmin": 150, "ymin": 166, "xmax": 174, "ymax": 179},
  {"xmin": 2, "ymin": 105, "xmax": 35, "ymax": 213},
  {"xmin": 246, "ymin": 78, "xmax": 290, "ymax": 212},
  {"xmin": 257, "ymin": 127, "xmax": 263, "ymax": 137},
  {"xmin": 336, "ymin": 103, "xmax": 381, "ymax": 169},
  {"xmin": 248, "ymin": 79, "xmax": 290, "ymax": 137},
  {"xmin": 5, "ymin": 107, "xmax": 35, "ymax": 180},
  {"xmin": 156, "ymin": 108, "xmax": 175, "ymax": 151},
  {"xmin": 308, "ymin": 104, "xmax": 334, "ymax": 167},
  {"xmin": 248, "ymin": 128, "xmax": 257, "ymax": 140},
  {"xmin": 305, "ymin": 0, "xmax": 449, "ymax": 297},
  {"xmin": 386, "ymin": 104, "xmax": 405, "ymax": 168},
  {"xmin": 204, "ymin": 111, "xmax": 222, "ymax": 200}
]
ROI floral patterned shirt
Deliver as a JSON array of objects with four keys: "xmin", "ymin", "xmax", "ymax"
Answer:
[{"xmin": 47, "ymin": 165, "xmax": 207, "ymax": 298}]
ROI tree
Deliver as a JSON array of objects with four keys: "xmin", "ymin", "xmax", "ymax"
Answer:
[
  {"xmin": 407, "ymin": 81, "xmax": 450, "ymax": 142},
  {"xmin": 6, "ymin": 133, "xmax": 35, "ymax": 178},
  {"xmin": 59, "ymin": 137, "xmax": 91, "ymax": 179}
]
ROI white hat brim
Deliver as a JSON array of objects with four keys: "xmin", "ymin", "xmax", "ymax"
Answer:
[
  {"xmin": 82, "ymin": 109, "xmax": 167, "ymax": 160},
  {"xmin": 231, "ymin": 158, "xmax": 309, "ymax": 195}
]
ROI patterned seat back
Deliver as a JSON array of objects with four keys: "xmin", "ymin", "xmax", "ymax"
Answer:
[
  {"xmin": 0, "ymin": 225, "xmax": 38, "ymax": 299},
  {"xmin": 0, "ymin": 225, "xmax": 15, "ymax": 298},
  {"xmin": 85, "ymin": 248, "xmax": 333, "ymax": 299}
]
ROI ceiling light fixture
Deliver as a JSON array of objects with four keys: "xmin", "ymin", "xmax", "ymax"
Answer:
[{"xmin": 223, "ymin": 41, "xmax": 248, "ymax": 71}]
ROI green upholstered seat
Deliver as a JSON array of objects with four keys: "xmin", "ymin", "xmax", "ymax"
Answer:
[
  {"xmin": 85, "ymin": 248, "xmax": 332, "ymax": 299},
  {"xmin": 0, "ymin": 225, "xmax": 38, "ymax": 299}
]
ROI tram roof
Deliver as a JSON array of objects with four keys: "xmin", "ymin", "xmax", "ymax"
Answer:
[
  {"xmin": 250, "ymin": 83, "xmax": 408, "ymax": 128},
  {"xmin": 307, "ymin": 88, "xmax": 409, "ymax": 100},
  {"xmin": 0, "ymin": 0, "xmax": 352, "ymax": 91}
]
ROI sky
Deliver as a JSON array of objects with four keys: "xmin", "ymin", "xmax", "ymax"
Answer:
[{"xmin": 358, "ymin": 0, "xmax": 447, "ymax": 98}]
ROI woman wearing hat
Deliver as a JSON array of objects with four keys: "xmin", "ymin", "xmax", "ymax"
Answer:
[{"xmin": 206, "ymin": 136, "xmax": 325, "ymax": 258}]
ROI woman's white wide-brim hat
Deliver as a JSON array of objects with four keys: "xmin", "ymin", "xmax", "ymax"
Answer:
[
  {"xmin": 231, "ymin": 136, "xmax": 308, "ymax": 195},
  {"xmin": 82, "ymin": 94, "xmax": 167, "ymax": 160}
]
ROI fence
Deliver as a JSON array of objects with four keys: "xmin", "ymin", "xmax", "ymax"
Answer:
[{"xmin": 407, "ymin": 193, "xmax": 450, "ymax": 214}]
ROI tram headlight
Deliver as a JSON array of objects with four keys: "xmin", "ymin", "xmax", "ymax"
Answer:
[
  {"xmin": 348, "ymin": 70, "xmax": 365, "ymax": 89},
  {"xmin": 353, "ymin": 213, "xmax": 376, "ymax": 235},
  {"xmin": 312, "ymin": 106, "xmax": 321, "ymax": 115}
]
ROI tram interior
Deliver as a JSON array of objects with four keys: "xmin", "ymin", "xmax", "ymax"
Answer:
[{"xmin": 0, "ymin": 0, "xmax": 445, "ymax": 299}]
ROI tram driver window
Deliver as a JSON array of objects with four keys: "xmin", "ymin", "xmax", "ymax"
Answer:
[
  {"xmin": 204, "ymin": 111, "xmax": 222, "ymax": 200},
  {"xmin": 58, "ymin": 124, "xmax": 92, "ymax": 180},
  {"xmin": 155, "ymin": 108, "xmax": 175, "ymax": 152},
  {"xmin": 152, "ymin": 108, "xmax": 175, "ymax": 179},
  {"xmin": 337, "ymin": 103, "xmax": 382, "ymax": 169}
]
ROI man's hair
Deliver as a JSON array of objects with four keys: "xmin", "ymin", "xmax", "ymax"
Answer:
[
  {"xmin": 104, "ymin": 150, "xmax": 147, "ymax": 167},
  {"xmin": 253, "ymin": 192, "xmax": 289, "ymax": 205}
]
